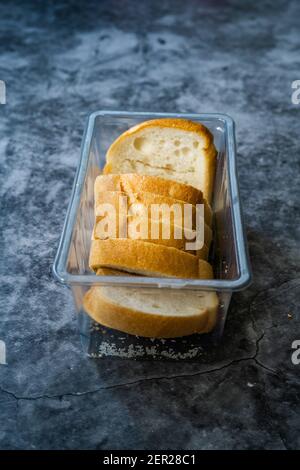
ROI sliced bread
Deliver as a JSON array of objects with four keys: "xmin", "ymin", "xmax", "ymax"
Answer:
[
  {"xmin": 89, "ymin": 239, "xmax": 213, "ymax": 279},
  {"xmin": 94, "ymin": 190, "xmax": 199, "ymax": 228},
  {"xmin": 95, "ymin": 173, "xmax": 203, "ymax": 205},
  {"xmin": 94, "ymin": 191, "xmax": 212, "ymax": 245},
  {"xmin": 94, "ymin": 173, "xmax": 212, "ymax": 225},
  {"xmin": 93, "ymin": 214, "xmax": 210, "ymax": 259},
  {"xmin": 104, "ymin": 118, "xmax": 217, "ymax": 203},
  {"xmin": 83, "ymin": 268, "xmax": 219, "ymax": 337}
]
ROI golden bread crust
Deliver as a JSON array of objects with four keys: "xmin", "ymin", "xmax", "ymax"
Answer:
[
  {"xmin": 95, "ymin": 173, "xmax": 203, "ymax": 205},
  {"xmin": 95, "ymin": 174, "xmax": 213, "ymax": 225},
  {"xmin": 94, "ymin": 190, "xmax": 212, "ymax": 241},
  {"xmin": 83, "ymin": 286, "xmax": 217, "ymax": 338},
  {"xmin": 109, "ymin": 118, "xmax": 214, "ymax": 150},
  {"xmin": 93, "ymin": 213, "xmax": 210, "ymax": 258},
  {"xmin": 89, "ymin": 239, "xmax": 213, "ymax": 279}
]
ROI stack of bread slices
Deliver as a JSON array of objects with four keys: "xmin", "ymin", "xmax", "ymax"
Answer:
[{"xmin": 83, "ymin": 118, "xmax": 219, "ymax": 338}]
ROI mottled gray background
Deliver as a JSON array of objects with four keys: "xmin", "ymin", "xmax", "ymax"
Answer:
[{"xmin": 0, "ymin": 0, "xmax": 299, "ymax": 450}]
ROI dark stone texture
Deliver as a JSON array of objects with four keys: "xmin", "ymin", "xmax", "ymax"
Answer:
[{"xmin": 0, "ymin": 0, "xmax": 299, "ymax": 450}]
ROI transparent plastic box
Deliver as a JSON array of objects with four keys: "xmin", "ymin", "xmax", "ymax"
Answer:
[{"xmin": 53, "ymin": 111, "xmax": 251, "ymax": 360}]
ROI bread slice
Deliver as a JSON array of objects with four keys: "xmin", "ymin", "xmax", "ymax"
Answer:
[
  {"xmin": 93, "ymin": 214, "xmax": 210, "ymax": 259},
  {"xmin": 95, "ymin": 173, "xmax": 202, "ymax": 205},
  {"xmin": 104, "ymin": 118, "xmax": 217, "ymax": 203},
  {"xmin": 94, "ymin": 174, "xmax": 213, "ymax": 225},
  {"xmin": 94, "ymin": 190, "xmax": 199, "ymax": 228},
  {"xmin": 89, "ymin": 239, "xmax": 213, "ymax": 279},
  {"xmin": 94, "ymin": 191, "xmax": 212, "ymax": 246},
  {"xmin": 83, "ymin": 268, "xmax": 219, "ymax": 337}
]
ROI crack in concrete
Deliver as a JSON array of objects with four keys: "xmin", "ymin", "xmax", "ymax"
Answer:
[
  {"xmin": 1, "ymin": 280, "xmax": 294, "ymax": 407},
  {"xmin": 247, "ymin": 307, "xmax": 288, "ymax": 450},
  {"xmin": 2, "ymin": 280, "xmax": 289, "ymax": 405},
  {"xmin": 0, "ymin": 331, "xmax": 279, "ymax": 402},
  {"xmin": 247, "ymin": 279, "xmax": 299, "ymax": 378},
  {"xmin": 254, "ymin": 358, "xmax": 279, "ymax": 376}
]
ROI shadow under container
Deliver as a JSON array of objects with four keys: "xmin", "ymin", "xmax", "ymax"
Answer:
[{"xmin": 53, "ymin": 111, "xmax": 251, "ymax": 360}]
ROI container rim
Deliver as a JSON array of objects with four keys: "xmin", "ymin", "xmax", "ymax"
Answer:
[{"xmin": 53, "ymin": 110, "xmax": 252, "ymax": 291}]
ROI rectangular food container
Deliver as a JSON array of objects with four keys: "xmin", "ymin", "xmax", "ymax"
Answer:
[{"xmin": 53, "ymin": 111, "xmax": 251, "ymax": 360}]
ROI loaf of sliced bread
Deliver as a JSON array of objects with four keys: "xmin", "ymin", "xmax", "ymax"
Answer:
[
  {"xmin": 93, "ymin": 214, "xmax": 210, "ymax": 259},
  {"xmin": 103, "ymin": 118, "xmax": 217, "ymax": 204},
  {"xmin": 83, "ymin": 269, "xmax": 218, "ymax": 337},
  {"xmin": 94, "ymin": 173, "xmax": 212, "ymax": 225},
  {"xmin": 89, "ymin": 239, "xmax": 213, "ymax": 279}
]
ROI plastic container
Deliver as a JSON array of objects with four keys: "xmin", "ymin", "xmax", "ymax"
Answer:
[{"xmin": 53, "ymin": 111, "xmax": 251, "ymax": 359}]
